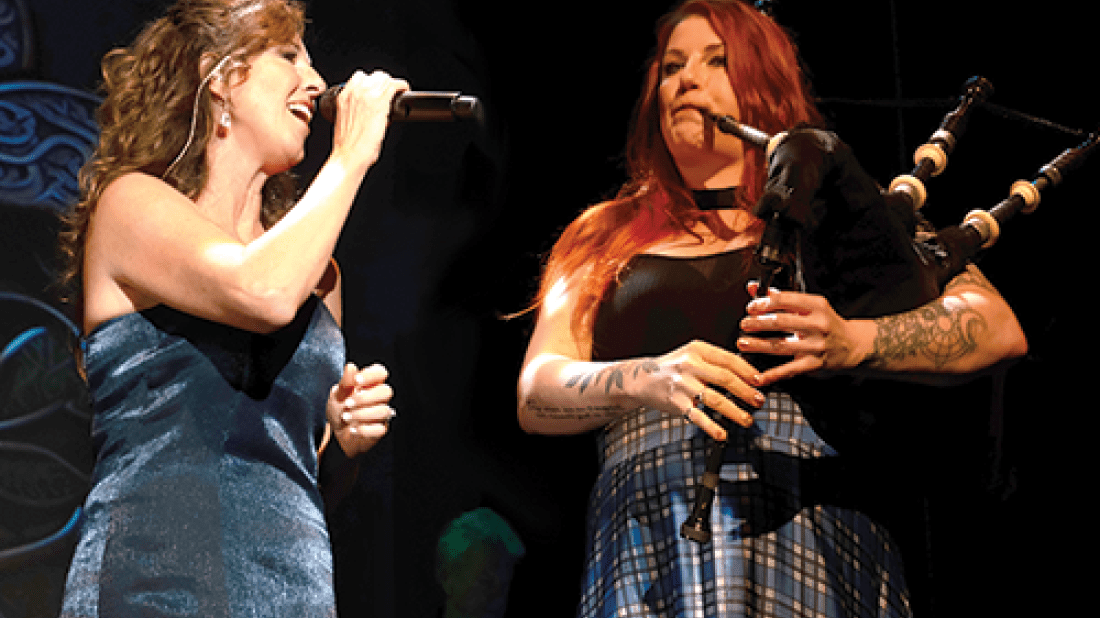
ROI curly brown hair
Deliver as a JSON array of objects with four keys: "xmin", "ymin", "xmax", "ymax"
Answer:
[{"xmin": 57, "ymin": 0, "xmax": 307, "ymax": 324}]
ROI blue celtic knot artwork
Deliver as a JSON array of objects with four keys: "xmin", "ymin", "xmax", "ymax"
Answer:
[
  {"xmin": 0, "ymin": 82, "xmax": 99, "ymax": 213},
  {"xmin": 0, "ymin": 295, "xmax": 92, "ymax": 553},
  {"xmin": 0, "ymin": 0, "xmax": 32, "ymax": 76},
  {"xmin": 0, "ymin": 3, "xmax": 100, "ymax": 613},
  {"xmin": 0, "ymin": 292, "xmax": 92, "ymax": 616}
]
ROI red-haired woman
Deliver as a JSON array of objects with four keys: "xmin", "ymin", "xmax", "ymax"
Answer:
[
  {"xmin": 517, "ymin": 1, "xmax": 1026, "ymax": 615},
  {"xmin": 57, "ymin": 1, "xmax": 403, "ymax": 615}
]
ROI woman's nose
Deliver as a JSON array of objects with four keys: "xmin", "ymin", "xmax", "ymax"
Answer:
[
  {"xmin": 303, "ymin": 66, "xmax": 326, "ymax": 97},
  {"xmin": 678, "ymin": 59, "xmax": 702, "ymax": 90}
]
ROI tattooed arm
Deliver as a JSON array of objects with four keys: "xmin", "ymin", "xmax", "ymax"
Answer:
[
  {"xmin": 738, "ymin": 265, "xmax": 1028, "ymax": 383},
  {"xmin": 861, "ymin": 267, "xmax": 1026, "ymax": 372},
  {"xmin": 518, "ymin": 356, "xmax": 663, "ymax": 435},
  {"xmin": 518, "ymin": 277, "xmax": 760, "ymax": 439}
]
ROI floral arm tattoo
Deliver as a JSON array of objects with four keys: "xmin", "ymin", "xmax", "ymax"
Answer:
[
  {"xmin": 527, "ymin": 360, "xmax": 659, "ymax": 422},
  {"xmin": 564, "ymin": 359, "xmax": 659, "ymax": 394},
  {"xmin": 863, "ymin": 270, "xmax": 991, "ymax": 370}
]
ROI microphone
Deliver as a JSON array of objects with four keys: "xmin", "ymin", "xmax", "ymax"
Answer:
[{"xmin": 317, "ymin": 86, "xmax": 483, "ymax": 123}]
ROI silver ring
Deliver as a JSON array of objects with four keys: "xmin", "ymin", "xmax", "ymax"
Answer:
[{"xmin": 694, "ymin": 390, "xmax": 706, "ymax": 410}]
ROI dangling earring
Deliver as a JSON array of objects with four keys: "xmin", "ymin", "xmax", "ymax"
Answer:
[
  {"xmin": 164, "ymin": 53, "xmax": 235, "ymax": 178},
  {"xmin": 218, "ymin": 110, "xmax": 231, "ymax": 134}
]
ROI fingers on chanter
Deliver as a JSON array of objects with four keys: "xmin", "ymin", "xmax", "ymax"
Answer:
[
  {"xmin": 744, "ymin": 281, "xmax": 805, "ymax": 320},
  {"xmin": 687, "ymin": 346, "xmax": 763, "ymax": 432},
  {"xmin": 759, "ymin": 354, "xmax": 823, "ymax": 385},
  {"xmin": 745, "ymin": 279, "xmax": 768, "ymax": 299},
  {"xmin": 694, "ymin": 343, "xmax": 764, "ymax": 404}
]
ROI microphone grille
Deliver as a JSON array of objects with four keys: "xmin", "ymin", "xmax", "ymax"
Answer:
[{"xmin": 317, "ymin": 84, "xmax": 342, "ymax": 122}]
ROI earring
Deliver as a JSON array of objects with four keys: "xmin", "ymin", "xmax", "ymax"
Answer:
[{"xmin": 219, "ymin": 110, "xmax": 231, "ymax": 131}]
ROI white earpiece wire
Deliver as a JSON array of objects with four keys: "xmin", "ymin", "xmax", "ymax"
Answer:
[{"xmin": 163, "ymin": 53, "xmax": 234, "ymax": 179}]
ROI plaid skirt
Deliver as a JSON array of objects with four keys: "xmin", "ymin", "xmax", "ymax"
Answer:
[{"xmin": 579, "ymin": 392, "xmax": 913, "ymax": 618}]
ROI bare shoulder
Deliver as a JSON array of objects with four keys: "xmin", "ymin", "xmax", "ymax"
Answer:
[
  {"xmin": 97, "ymin": 172, "xmax": 189, "ymax": 217},
  {"xmin": 523, "ymin": 271, "xmax": 592, "ymax": 366},
  {"xmin": 82, "ymin": 175, "xmax": 157, "ymax": 329},
  {"xmin": 82, "ymin": 172, "xmax": 214, "ymax": 331},
  {"xmin": 85, "ymin": 171, "xmax": 195, "ymax": 282}
]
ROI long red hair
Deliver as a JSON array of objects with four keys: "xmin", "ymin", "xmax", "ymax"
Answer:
[{"xmin": 535, "ymin": 0, "xmax": 823, "ymax": 337}]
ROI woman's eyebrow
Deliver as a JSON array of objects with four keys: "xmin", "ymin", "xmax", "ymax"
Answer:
[{"xmin": 662, "ymin": 43, "xmax": 725, "ymax": 59}]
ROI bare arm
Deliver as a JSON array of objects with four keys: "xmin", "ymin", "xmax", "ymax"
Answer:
[
  {"xmin": 83, "ymin": 71, "xmax": 407, "ymax": 334},
  {"xmin": 517, "ymin": 277, "xmax": 631, "ymax": 435},
  {"xmin": 517, "ymin": 277, "xmax": 761, "ymax": 440}
]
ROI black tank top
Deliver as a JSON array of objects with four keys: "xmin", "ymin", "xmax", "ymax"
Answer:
[{"xmin": 590, "ymin": 247, "xmax": 754, "ymax": 361}]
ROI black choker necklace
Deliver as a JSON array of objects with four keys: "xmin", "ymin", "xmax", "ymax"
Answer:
[{"xmin": 692, "ymin": 187, "xmax": 739, "ymax": 211}]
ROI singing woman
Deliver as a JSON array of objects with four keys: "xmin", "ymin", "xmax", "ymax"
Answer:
[{"xmin": 56, "ymin": 1, "xmax": 404, "ymax": 615}]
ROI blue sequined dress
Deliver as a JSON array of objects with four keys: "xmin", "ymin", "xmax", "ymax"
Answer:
[{"xmin": 61, "ymin": 295, "xmax": 343, "ymax": 618}]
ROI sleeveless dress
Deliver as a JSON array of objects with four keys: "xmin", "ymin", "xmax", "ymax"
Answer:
[
  {"xmin": 578, "ymin": 248, "xmax": 913, "ymax": 618},
  {"xmin": 60, "ymin": 295, "xmax": 343, "ymax": 618}
]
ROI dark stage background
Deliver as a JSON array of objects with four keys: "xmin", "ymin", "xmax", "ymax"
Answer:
[{"xmin": 2, "ymin": 0, "xmax": 1089, "ymax": 616}]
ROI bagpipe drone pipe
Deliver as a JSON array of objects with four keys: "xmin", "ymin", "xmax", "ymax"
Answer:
[{"xmin": 681, "ymin": 75, "xmax": 1098, "ymax": 543}]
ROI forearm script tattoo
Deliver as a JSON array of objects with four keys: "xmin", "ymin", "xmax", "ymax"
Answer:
[{"xmin": 865, "ymin": 272, "xmax": 990, "ymax": 370}]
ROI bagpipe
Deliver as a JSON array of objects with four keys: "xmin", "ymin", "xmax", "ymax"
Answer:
[{"xmin": 681, "ymin": 76, "xmax": 1098, "ymax": 543}]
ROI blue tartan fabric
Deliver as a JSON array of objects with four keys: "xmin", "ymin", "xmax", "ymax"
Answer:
[
  {"xmin": 579, "ymin": 398, "xmax": 912, "ymax": 618},
  {"xmin": 580, "ymin": 248, "xmax": 913, "ymax": 617}
]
